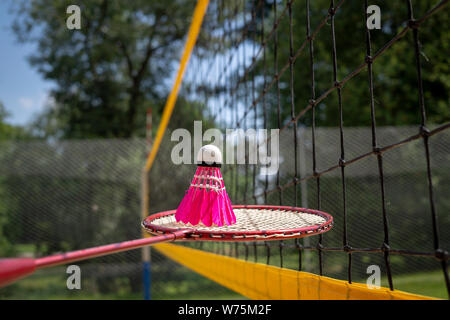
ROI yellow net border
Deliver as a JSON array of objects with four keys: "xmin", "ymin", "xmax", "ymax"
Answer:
[{"xmin": 154, "ymin": 243, "xmax": 437, "ymax": 300}]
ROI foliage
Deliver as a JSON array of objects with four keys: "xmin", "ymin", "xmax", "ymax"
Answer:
[
  {"xmin": 247, "ymin": 0, "xmax": 449, "ymax": 128},
  {"xmin": 0, "ymin": 103, "xmax": 30, "ymax": 141},
  {"xmin": 0, "ymin": 102, "xmax": 32, "ymax": 256},
  {"xmin": 12, "ymin": 0, "xmax": 213, "ymax": 138}
]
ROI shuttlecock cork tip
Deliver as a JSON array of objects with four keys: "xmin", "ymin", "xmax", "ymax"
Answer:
[{"xmin": 197, "ymin": 144, "xmax": 222, "ymax": 166}]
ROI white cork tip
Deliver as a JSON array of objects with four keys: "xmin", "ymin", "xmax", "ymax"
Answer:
[{"xmin": 197, "ymin": 144, "xmax": 222, "ymax": 164}]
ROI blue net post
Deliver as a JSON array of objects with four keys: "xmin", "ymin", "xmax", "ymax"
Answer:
[{"xmin": 143, "ymin": 259, "xmax": 151, "ymax": 300}]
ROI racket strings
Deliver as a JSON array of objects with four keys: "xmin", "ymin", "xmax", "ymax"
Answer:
[{"xmin": 149, "ymin": 208, "xmax": 327, "ymax": 233}]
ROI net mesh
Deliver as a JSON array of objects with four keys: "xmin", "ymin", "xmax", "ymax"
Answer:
[
  {"xmin": 1, "ymin": 0, "xmax": 449, "ymax": 300},
  {"xmin": 176, "ymin": 0, "xmax": 450, "ymax": 299},
  {"xmin": 0, "ymin": 129, "xmax": 448, "ymax": 298},
  {"xmin": 0, "ymin": 138, "xmax": 239, "ymax": 299}
]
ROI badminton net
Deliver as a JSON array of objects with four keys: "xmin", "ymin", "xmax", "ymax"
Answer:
[{"xmin": 152, "ymin": 0, "xmax": 450, "ymax": 300}]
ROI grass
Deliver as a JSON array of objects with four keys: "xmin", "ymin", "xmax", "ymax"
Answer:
[
  {"xmin": 0, "ymin": 269, "xmax": 140, "ymax": 300},
  {"xmin": 380, "ymin": 270, "xmax": 448, "ymax": 299},
  {"xmin": 0, "ymin": 266, "xmax": 246, "ymax": 300}
]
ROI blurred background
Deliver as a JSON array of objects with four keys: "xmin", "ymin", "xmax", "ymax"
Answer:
[{"xmin": 0, "ymin": 0, "xmax": 448, "ymax": 299}]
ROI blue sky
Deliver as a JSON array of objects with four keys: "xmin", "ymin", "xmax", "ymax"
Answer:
[{"xmin": 0, "ymin": 1, "xmax": 53, "ymax": 126}]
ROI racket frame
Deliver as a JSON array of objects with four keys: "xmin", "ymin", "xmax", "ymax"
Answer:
[{"xmin": 143, "ymin": 205, "xmax": 333, "ymax": 242}]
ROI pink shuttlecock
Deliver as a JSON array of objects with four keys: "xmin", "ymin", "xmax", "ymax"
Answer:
[{"xmin": 175, "ymin": 145, "xmax": 236, "ymax": 227}]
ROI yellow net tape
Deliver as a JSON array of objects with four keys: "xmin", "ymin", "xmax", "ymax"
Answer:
[{"xmin": 154, "ymin": 243, "xmax": 437, "ymax": 300}]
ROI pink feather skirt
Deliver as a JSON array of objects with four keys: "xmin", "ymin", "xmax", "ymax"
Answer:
[{"xmin": 175, "ymin": 166, "xmax": 236, "ymax": 227}]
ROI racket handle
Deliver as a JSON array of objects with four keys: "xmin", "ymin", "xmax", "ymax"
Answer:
[
  {"xmin": 0, "ymin": 258, "xmax": 36, "ymax": 288},
  {"xmin": 0, "ymin": 230, "xmax": 189, "ymax": 288}
]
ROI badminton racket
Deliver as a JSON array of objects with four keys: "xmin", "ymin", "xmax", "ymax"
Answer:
[{"xmin": 0, "ymin": 205, "xmax": 333, "ymax": 287}]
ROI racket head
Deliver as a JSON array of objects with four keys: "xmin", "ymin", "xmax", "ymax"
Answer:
[{"xmin": 142, "ymin": 205, "xmax": 333, "ymax": 242}]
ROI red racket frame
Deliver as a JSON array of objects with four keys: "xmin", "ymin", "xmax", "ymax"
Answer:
[{"xmin": 143, "ymin": 205, "xmax": 333, "ymax": 241}]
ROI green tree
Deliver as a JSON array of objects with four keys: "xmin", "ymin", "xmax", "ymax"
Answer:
[
  {"xmin": 0, "ymin": 102, "xmax": 30, "ymax": 140},
  {"xmin": 12, "ymin": 0, "xmax": 213, "ymax": 138},
  {"xmin": 0, "ymin": 102, "xmax": 30, "ymax": 256},
  {"xmin": 247, "ymin": 0, "xmax": 449, "ymax": 128}
]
